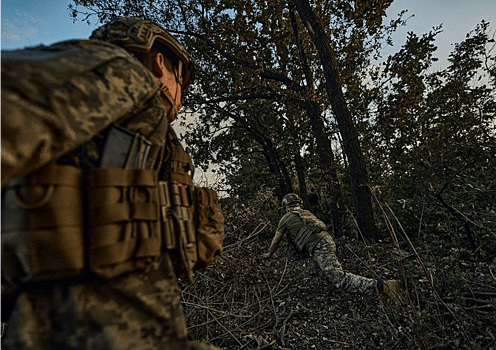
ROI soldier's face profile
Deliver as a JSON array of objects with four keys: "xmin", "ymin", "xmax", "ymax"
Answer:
[{"xmin": 154, "ymin": 53, "xmax": 183, "ymax": 112}]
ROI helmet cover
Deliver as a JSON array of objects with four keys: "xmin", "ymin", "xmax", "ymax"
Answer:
[
  {"xmin": 281, "ymin": 193, "xmax": 303, "ymax": 208},
  {"xmin": 90, "ymin": 17, "xmax": 195, "ymax": 90}
]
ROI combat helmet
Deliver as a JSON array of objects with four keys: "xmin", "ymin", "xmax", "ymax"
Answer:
[
  {"xmin": 281, "ymin": 193, "xmax": 303, "ymax": 209},
  {"xmin": 90, "ymin": 17, "xmax": 195, "ymax": 90}
]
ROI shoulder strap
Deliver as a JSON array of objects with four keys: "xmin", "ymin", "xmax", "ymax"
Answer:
[
  {"xmin": 162, "ymin": 126, "xmax": 194, "ymax": 185},
  {"xmin": 1, "ymin": 40, "xmax": 159, "ymax": 184}
]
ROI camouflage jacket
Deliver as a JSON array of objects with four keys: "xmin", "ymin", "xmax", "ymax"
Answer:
[{"xmin": 1, "ymin": 39, "xmax": 168, "ymax": 185}]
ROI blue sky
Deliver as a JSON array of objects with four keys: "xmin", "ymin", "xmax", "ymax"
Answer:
[
  {"xmin": 385, "ymin": 0, "xmax": 496, "ymax": 67},
  {"xmin": 1, "ymin": 0, "xmax": 496, "ymax": 69},
  {"xmin": 1, "ymin": 0, "xmax": 98, "ymax": 48}
]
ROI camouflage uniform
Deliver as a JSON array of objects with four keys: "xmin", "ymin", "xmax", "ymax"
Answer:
[
  {"xmin": 1, "ymin": 40, "xmax": 162, "ymax": 184},
  {"xmin": 1, "ymin": 35, "xmax": 219, "ymax": 350},
  {"xmin": 276, "ymin": 209, "xmax": 377, "ymax": 296}
]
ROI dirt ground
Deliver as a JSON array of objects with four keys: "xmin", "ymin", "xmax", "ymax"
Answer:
[{"xmin": 180, "ymin": 222, "xmax": 496, "ymax": 350}]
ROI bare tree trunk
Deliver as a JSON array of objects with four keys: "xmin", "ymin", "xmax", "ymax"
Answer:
[
  {"xmin": 306, "ymin": 101, "xmax": 345, "ymax": 235},
  {"xmin": 261, "ymin": 140, "xmax": 293, "ymax": 201},
  {"xmin": 294, "ymin": 151, "xmax": 309, "ymax": 207},
  {"xmin": 215, "ymin": 105, "xmax": 293, "ymax": 201},
  {"xmin": 292, "ymin": 0, "xmax": 377, "ymax": 239},
  {"xmin": 289, "ymin": 4, "xmax": 345, "ymax": 236}
]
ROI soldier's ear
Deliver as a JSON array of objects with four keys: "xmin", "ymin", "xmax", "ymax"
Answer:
[{"xmin": 151, "ymin": 52, "xmax": 166, "ymax": 78}]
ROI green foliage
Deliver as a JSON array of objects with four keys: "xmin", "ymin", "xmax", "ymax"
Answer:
[
  {"xmin": 71, "ymin": 0, "xmax": 397, "ymax": 200},
  {"xmin": 67, "ymin": 3, "xmax": 496, "ymax": 347},
  {"xmin": 364, "ymin": 20, "xmax": 496, "ymax": 254},
  {"xmin": 221, "ymin": 186, "xmax": 281, "ymax": 238},
  {"xmin": 70, "ymin": 0, "xmax": 495, "ymax": 253}
]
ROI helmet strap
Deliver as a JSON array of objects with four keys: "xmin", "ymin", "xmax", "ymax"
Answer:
[
  {"xmin": 159, "ymin": 82, "xmax": 181, "ymax": 122},
  {"xmin": 286, "ymin": 204, "xmax": 302, "ymax": 212},
  {"xmin": 175, "ymin": 60, "xmax": 184, "ymax": 86}
]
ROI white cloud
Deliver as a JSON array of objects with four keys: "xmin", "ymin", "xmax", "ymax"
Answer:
[
  {"xmin": 1, "ymin": 9, "xmax": 49, "ymax": 46},
  {"xmin": 2, "ymin": 31, "xmax": 22, "ymax": 41}
]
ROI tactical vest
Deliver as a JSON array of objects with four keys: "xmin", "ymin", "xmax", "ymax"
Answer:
[
  {"xmin": 1, "ymin": 124, "xmax": 224, "ymax": 284},
  {"xmin": 289, "ymin": 209, "xmax": 327, "ymax": 252}
]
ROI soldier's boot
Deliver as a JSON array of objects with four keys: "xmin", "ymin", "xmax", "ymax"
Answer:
[{"xmin": 377, "ymin": 279, "xmax": 403, "ymax": 305}]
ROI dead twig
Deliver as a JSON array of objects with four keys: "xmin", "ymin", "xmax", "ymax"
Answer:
[
  {"xmin": 256, "ymin": 339, "xmax": 277, "ymax": 349},
  {"xmin": 383, "ymin": 200, "xmax": 472, "ymax": 342}
]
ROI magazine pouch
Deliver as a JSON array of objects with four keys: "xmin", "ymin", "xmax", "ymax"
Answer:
[
  {"xmin": 86, "ymin": 168, "xmax": 161, "ymax": 279},
  {"xmin": 159, "ymin": 179, "xmax": 197, "ymax": 281},
  {"xmin": 1, "ymin": 164, "xmax": 85, "ymax": 282},
  {"xmin": 193, "ymin": 187, "xmax": 225, "ymax": 270}
]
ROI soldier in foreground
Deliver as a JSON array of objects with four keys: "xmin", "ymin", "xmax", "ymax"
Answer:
[
  {"xmin": 1, "ymin": 17, "xmax": 224, "ymax": 350},
  {"xmin": 263, "ymin": 194, "xmax": 401, "ymax": 303}
]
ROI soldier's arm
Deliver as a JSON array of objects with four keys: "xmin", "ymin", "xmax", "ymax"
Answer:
[{"xmin": 263, "ymin": 230, "xmax": 284, "ymax": 259}]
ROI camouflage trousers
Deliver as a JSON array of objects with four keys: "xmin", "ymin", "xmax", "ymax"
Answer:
[
  {"xmin": 309, "ymin": 235, "xmax": 377, "ymax": 296},
  {"xmin": 1, "ymin": 256, "xmax": 220, "ymax": 350}
]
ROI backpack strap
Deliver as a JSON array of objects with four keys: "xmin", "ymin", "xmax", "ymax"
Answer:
[{"xmin": 165, "ymin": 127, "xmax": 194, "ymax": 185}]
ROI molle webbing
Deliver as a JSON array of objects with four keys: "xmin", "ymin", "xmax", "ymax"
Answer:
[
  {"xmin": 287, "ymin": 235, "xmax": 309, "ymax": 260},
  {"xmin": 1, "ymin": 125, "xmax": 224, "ymax": 284},
  {"xmin": 166, "ymin": 127, "xmax": 194, "ymax": 186},
  {"xmin": 193, "ymin": 187, "xmax": 224, "ymax": 270},
  {"xmin": 86, "ymin": 167, "xmax": 197, "ymax": 281},
  {"xmin": 159, "ymin": 180, "xmax": 197, "ymax": 281},
  {"xmin": 291, "ymin": 209, "xmax": 327, "ymax": 251},
  {"xmin": 87, "ymin": 168, "xmax": 162, "ymax": 279},
  {"xmin": 294, "ymin": 226, "xmax": 315, "ymax": 251},
  {"xmin": 1, "ymin": 164, "xmax": 85, "ymax": 281},
  {"xmin": 159, "ymin": 127, "xmax": 198, "ymax": 281}
]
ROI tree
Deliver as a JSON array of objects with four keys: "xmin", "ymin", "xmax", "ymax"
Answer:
[
  {"xmin": 70, "ymin": 0, "xmax": 404, "ymax": 238},
  {"xmin": 291, "ymin": 0, "xmax": 380, "ymax": 239},
  {"xmin": 364, "ymin": 21, "xmax": 496, "ymax": 254}
]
